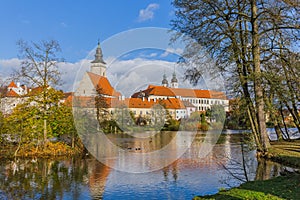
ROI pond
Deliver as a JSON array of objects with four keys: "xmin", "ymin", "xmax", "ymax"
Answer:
[{"xmin": 0, "ymin": 131, "xmax": 294, "ymax": 200}]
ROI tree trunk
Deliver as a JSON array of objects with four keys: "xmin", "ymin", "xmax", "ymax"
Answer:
[
  {"xmin": 280, "ymin": 103, "xmax": 290, "ymax": 140},
  {"xmin": 251, "ymin": 0, "xmax": 270, "ymax": 152},
  {"xmin": 44, "ymin": 119, "xmax": 48, "ymax": 144}
]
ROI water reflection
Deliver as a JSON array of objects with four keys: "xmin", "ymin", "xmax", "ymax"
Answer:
[{"xmin": 0, "ymin": 132, "xmax": 293, "ymax": 200}]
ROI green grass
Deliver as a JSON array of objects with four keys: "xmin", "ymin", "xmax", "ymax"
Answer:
[
  {"xmin": 194, "ymin": 173, "xmax": 300, "ymax": 200},
  {"xmin": 269, "ymin": 140, "xmax": 300, "ymax": 168},
  {"xmin": 194, "ymin": 140, "xmax": 300, "ymax": 200}
]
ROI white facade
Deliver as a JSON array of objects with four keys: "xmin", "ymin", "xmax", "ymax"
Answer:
[{"xmin": 181, "ymin": 97, "xmax": 229, "ymax": 112}]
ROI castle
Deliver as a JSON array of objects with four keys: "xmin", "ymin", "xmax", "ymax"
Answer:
[
  {"xmin": 0, "ymin": 41, "xmax": 228, "ymax": 120},
  {"xmin": 73, "ymin": 41, "xmax": 229, "ymax": 121}
]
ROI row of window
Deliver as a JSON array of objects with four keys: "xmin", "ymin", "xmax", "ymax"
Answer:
[
  {"xmin": 176, "ymin": 110, "xmax": 186, "ymax": 114},
  {"xmin": 183, "ymin": 98, "xmax": 225, "ymax": 105},
  {"xmin": 198, "ymin": 106, "xmax": 209, "ymax": 111}
]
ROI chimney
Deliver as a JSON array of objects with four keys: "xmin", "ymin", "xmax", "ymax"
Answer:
[
  {"xmin": 154, "ymin": 98, "xmax": 156, "ymax": 102},
  {"xmin": 17, "ymin": 82, "xmax": 20, "ymax": 87},
  {"xmin": 142, "ymin": 97, "xmax": 145, "ymax": 101}
]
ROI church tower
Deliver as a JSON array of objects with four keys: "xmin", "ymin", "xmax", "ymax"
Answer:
[
  {"xmin": 162, "ymin": 72, "xmax": 168, "ymax": 87},
  {"xmin": 170, "ymin": 71, "xmax": 178, "ymax": 88},
  {"xmin": 90, "ymin": 41, "xmax": 107, "ymax": 77}
]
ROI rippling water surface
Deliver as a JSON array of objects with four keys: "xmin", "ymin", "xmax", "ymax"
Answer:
[{"xmin": 0, "ymin": 132, "xmax": 289, "ymax": 200}]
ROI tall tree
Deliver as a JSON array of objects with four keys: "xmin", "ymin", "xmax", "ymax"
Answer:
[
  {"xmin": 171, "ymin": 0, "xmax": 300, "ymax": 153},
  {"xmin": 14, "ymin": 40, "xmax": 64, "ymax": 144}
]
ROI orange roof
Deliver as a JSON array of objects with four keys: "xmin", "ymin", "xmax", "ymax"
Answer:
[
  {"xmin": 69, "ymin": 94, "xmax": 187, "ymax": 110},
  {"xmin": 71, "ymin": 96, "xmax": 96, "ymax": 108},
  {"xmin": 160, "ymin": 98, "xmax": 186, "ymax": 109},
  {"xmin": 128, "ymin": 98, "xmax": 155, "ymax": 108},
  {"xmin": 209, "ymin": 90, "xmax": 227, "ymax": 99},
  {"xmin": 108, "ymin": 98, "xmax": 155, "ymax": 109},
  {"xmin": 6, "ymin": 89, "xmax": 19, "ymax": 97},
  {"xmin": 64, "ymin": 92, "xmax": 73, "ymax": 99},
  {"xmin": 133, "ymin": 85, "xmax": 226, "ymax": 99},
  {"xmin": 194, "ymin": 90, "xmax": 211, "ymax": 98},
  {"xmin": 8, "ymin": 81, "xmax": 17, "ymax": 88},
  {"xmin": 87, "ymin": 72, "xmax": 121, "ymax": 97}
]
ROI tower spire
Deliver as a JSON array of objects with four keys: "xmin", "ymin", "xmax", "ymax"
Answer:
[
  {"xmin": 170, "ymin": 67, "xmax": 178, "ymax": 88},
  {"xmin": 91, "ymin": 40, "xmax": 106, "ymax": 64}
]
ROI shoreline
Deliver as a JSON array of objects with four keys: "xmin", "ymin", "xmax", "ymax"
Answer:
[{"xmin": 194, "ymin": 139, "xmax": 300, "ymax": 199}]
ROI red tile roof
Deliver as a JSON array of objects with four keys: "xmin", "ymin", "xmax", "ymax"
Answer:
[
  {"xmin": 6, "ymin": 89, "xmax": 19, "ymax": 97},
  {"xmin": 160, "ymin": 98, "xmax": 186, "ymax": 109},
  {"xmin": 132, "ymin": 85, "xmax": 227, "ymax": 100},
  {"xmin": 70, "ymin": 96, "xmax": 96, "ymax": 108},
  {"xmin": 8, "ymin": 81, "xmax": 17, "ymax": 88},
  {"xmin": 87, "ymin": 72, "xmax": 121, "ymax": 97},
  {"xmin": 68, "ymin": 94, "xmax": 187, "ymax": 110}
]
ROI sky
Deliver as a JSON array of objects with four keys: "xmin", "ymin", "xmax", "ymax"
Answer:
[
  {"xmin": 0, "ymin": 1, "xmax": 174, "ymax": 62},
  {"xmin": 0, "ymin": 1, "xmax": 225, "ymax": 94}
]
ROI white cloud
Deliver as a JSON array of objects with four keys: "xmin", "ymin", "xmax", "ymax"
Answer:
[
  {"xmin": 0, "ymin": 58, "xmax": 84, "ymax": 92},
  {"xmin": 149, "ymin": 53, "xmax": 158, "ymax": 57},
  {"xmin": 105, "ymin": 57, "xmax": 190, "ymax": 97},
  {"xmin": 1, "ymin": 56, "xmax": 205, "ymax": 95},
  {"xmin": 0, "ymin": 58, "xmax": 21, "ymax": 82},
  {"xmin": 138, "ymin": 3, "xmax": 160, "ymax": 22},
  {"xmin": 160, "ymin": 48, "xmax": 184, "ymax": 57}
]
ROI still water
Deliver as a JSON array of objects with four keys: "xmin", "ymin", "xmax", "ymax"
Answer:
[{"xmin": 0, "ymin": 132, "xmax": 290, "ymax": 200}]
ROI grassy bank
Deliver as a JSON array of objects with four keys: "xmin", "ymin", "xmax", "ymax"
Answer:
[
  {"xmin": 0, "ymin": 141, "xmax": 84, "ymax": 159},
  {"xmin": 194, "ymin": 173, "xmax": 300, "ymax": 200},
  {"xmin": 194, "ymin": 140, "xmax": 300, "ymax": 199},
  {"xmin": 268, "ymin": 140, "xmax": 300, "ymax": 168}
]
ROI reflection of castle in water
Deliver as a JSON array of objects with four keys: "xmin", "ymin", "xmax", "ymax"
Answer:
[{"xmin": 87, "ymin": 159, "xmax": 111, "ymax": 199}]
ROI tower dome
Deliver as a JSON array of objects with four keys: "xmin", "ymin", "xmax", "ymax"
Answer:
[{"xmin": 162, "ymin": 73, "xmax": 168, "ymax": 87}]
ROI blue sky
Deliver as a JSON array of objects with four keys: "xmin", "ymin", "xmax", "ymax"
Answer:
[
  {"xmin": 0, "ymin": 1, "xmax": 225, "ymax": 93},
  {"xmin": 0, "ymin": 1, "xmax": 174, "ymax": 62}
]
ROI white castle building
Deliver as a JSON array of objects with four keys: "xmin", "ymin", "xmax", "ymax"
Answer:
[{"xmin": 73, "ymin": 41, "xmax": 229, "ymax": 121}]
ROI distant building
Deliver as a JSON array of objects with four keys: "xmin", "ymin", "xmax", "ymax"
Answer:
[
  {"xmin": 72, "ymin": 40, "xmax": 229, "ymax": 122},
  {"xmin": 0, "ymin": 81, "xmax": 30, "ymax": 114},
  {"xmin": 75, "ymin": 41, "xmax": 120, "ymax": 98},
  {"xmin": 131, "ymin": 84, "xmax": 229, "ymax": 112}
]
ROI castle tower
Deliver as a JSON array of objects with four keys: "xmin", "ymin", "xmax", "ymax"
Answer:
[
  {"xmin": 170, "ymin": 71, "xmax": 178, "ymax": 88},
  {"xmin": 162, "ymin": 72, "xmax": 168, "ymax": 87},
  {"xmin": 90, "ymin": 41, "xmax": 107, "ymax": 77}
]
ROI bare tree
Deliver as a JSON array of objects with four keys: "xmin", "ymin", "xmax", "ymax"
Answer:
[
  {"xmin": 171, "ymin": 0, "xmax": 300, "ymax": 153},
  {"xmin": 14, "ymin": 39, "xmax": 64, "ymax": 144}
]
